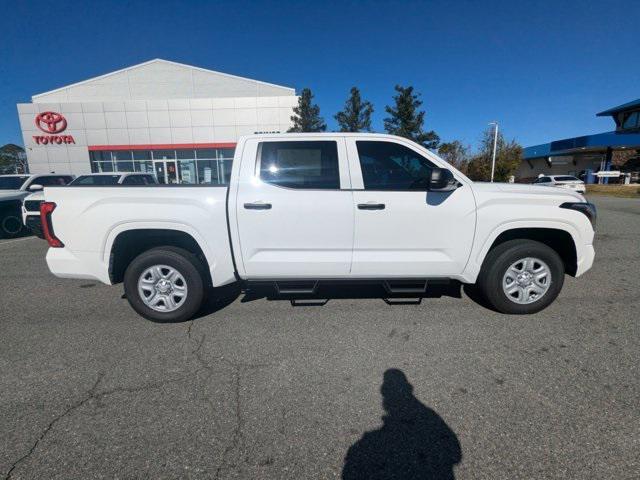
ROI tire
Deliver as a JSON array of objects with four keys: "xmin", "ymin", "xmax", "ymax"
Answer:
[
  {"xmin": 123, "ymin": 247, "xmax": 206, "ymax": 322},
  {"xmin": 476, "ymin": 240, "xmax": 565, "ymax": 314},
  {"xmin": 0, "ymin": 209, "xmax": 24, "ymax": 239}
]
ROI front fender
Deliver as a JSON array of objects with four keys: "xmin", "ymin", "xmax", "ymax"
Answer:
[{"xmin": 462, "ymin": 220, "xmax": 584, "ymax": 283}]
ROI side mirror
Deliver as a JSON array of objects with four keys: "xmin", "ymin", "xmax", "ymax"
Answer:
[
  {"xmin": 427, "ymin": 168, "xmax": 458, "ymax": 192},
  {"xmin": 29, "ymin": 184, "xmax": 43, "ymax": 192}
]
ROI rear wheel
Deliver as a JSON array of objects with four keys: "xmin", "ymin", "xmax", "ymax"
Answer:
[
  {"xmin": 476, "ymin": 240, "xmax": 565, "ymax": 314},
  {"xmin": 124, "ymin": 247, "xmax": 205, "ymax": 322}
]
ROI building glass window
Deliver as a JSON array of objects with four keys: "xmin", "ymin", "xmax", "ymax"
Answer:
[
  {"xmin": 88, "ymin": 147, "xmax": 235, "ymax": 184},
  {"xmin": 152, "ymin": 150, "xmax": 176, "ymax": 161},
  {"xmin": 92, "ymin": 161, "xmax": 115, "ymax": 173},
  {"xmin": 135, "ymin": 161, "xmax": 154, "ymax": 173},
  {"xmin": 196, "ymin": 149, "xmax": 216, "ymax": 160},
  {"xmin": 133, "ymin": 150, "xmax": 152, "ymax": 161},
  {"xmin": 114, "ymin": 150, "xmax": 134, "ymax": 172},
  {"xmin": 197, "ymin": 160, "xmax": 218, "ymax": 184}
]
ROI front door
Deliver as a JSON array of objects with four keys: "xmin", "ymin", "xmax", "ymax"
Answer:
[
  {"xmin": 347, "ymin": 138, "xmax": 476, "ymax": 277},
  {"xmin": 235, "ymin": 138, "xmax": 354, "ymax": 278},
  {"xmin": 154, "ymin": 161, "xmax": 178, "ymax": 184}
]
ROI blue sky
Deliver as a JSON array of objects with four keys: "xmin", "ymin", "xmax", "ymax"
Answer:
[{"xmin": 1, "ymin": 0, "xmax": 638, "ymax": 150}]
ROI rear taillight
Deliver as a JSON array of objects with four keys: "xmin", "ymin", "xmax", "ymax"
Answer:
[{"xmin": 40, "ymin": 202, "xmax": 64, "ymax": 248}]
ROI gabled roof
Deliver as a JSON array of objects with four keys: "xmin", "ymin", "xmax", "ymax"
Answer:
[
  {"xmin": 596, "ymin": 98, "xmax": 640, "ymax": 117},
  {"xmin": 32, "ymin": 59, "xmax": 295, "ymax": 102}
]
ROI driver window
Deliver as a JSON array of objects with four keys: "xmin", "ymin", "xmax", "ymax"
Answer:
[{"xmin": 356, "ymin": 141, "xmax": 436, "ymax": 191}]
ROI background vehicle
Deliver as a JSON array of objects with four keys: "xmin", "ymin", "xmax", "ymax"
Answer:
[
  {"xmin": 23, "ymin": 173, "xmax": 157, "ymax": 238},
  {"xmin": 533, "ymin": 175, "xmax": 586, "ymax": 193},
  {"xmin": 0, "ymin": 174, "xmax": 73, "ymax": 238},
  {"xmin": 41, "ymin": 134, "xmax": 596, "ymax": 321}
]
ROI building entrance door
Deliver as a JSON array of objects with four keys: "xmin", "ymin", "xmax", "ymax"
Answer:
[{"xmin": 154, "ymin": 161, "xmax": 178, "ymax": 184}]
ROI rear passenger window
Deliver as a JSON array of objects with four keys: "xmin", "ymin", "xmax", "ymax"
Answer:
[
  {"xmin": 356, "ymin": 141, "xmax": 436, "ymax": 191},
  {"xmin": 259, "ymin": 141, "xmax": 340, "ymax": 190}
]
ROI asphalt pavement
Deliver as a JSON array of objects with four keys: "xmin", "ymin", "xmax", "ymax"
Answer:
[{"xmin": 1, "ymin": 195, "xmax": 638, "ymax": 479}]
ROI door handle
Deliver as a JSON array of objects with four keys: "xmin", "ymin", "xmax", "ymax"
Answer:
[
  {"xmin": 244, "ymin": 202, "xmax": 272, "ymax": 210},
  {"xmin": 357, "ymin": 203, "xmax": 385, "ymax": 210}
]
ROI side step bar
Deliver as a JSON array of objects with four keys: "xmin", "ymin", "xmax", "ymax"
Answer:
[
  {"xmin": 274, "ymin": 280, "xmax": 319, "ymax": 295},
  {"xmin": 382, "ymin": 280, "xmax": 428, "ymax": 295}
]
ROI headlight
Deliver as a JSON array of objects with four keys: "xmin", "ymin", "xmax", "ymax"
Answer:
[{"xmin": 560, "ymin": 202, "xmax": 597, "ymax": 229}]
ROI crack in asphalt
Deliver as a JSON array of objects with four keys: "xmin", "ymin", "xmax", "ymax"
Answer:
[
  {"xmin": 3, "ymin": 369, "xmax": 201, "ymax": 480},
  {"xmin": 186, "ymin": 320, "xmax": 273, "ymax": 479},
  {"xmin": 4, "ymin": 320, "xmax": 272, "ymax": 480},
  {"xmin": 3, "ymin": 374, "xmax": 104, "ymax": 480}
]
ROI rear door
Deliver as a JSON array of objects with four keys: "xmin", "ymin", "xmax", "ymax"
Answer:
[
  {"xmin": 234, "ymin": 137, "xmax": 354, "ymax": 278},
  {"xmin": 346, "ymin": 137, "xmax": 476, "ymax": 277}
]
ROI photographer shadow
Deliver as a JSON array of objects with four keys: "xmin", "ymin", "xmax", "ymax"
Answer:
[{"xmin": 342, "ymin": 369, "xmax": 461, "ymax": 480}]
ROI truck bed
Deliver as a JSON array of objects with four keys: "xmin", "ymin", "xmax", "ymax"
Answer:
[{"xmin": 44, "ymin": 185, "xmax": 236, "ymax": 286}]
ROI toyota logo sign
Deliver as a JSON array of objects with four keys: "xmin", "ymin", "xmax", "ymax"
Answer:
[
  {"xmin": 32, "ymin": 111, "xmax": 75, "ymax": 145},
  {"xmin": 35, "ymin": 111, "xmax": 67, "ymax": 133}
]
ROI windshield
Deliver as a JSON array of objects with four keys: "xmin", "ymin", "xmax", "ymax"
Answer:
[
  {"xmin": 0, "ymin": 176, "xmax": 30, "ymax": 190},
  {"xmin": 554, "ymin": 176, "xmax": 580, "ymax": 182},
  {"xmin": 71, "ymin": 175, "xmax": 121, "ymax": 185}
]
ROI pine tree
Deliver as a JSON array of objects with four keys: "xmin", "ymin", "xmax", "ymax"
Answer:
[
  {"xmin": 384, "ymin": 85, "xmax": 440, "ymax": 149},
  {"xmin": 334, "ymin": 87, "xmax": 374, "ymax": 132},
  {"xmin": 288, "ymin": 88, "xmax": 326, "ymax": 132}
]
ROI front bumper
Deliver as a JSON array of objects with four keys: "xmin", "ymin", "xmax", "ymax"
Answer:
[{"xmin": 575, "ymin": 244, "xmax": 595, "ymax": 277}]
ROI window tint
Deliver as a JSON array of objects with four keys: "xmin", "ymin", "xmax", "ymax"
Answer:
[
  {"xmin": 554, "ymin": 176, "xmax": 579, "ymax": 182},
  {"xmin": 37, "ymin": 176, "xmax": 73, "ymax": 186},
  {"xmin": 356, "ymin": 141, "xmax": 436, "ymax": 191},
  {"xmin": 72, "ymin": 175, "xmax": 121, "ymax": 185},
  {"xmin": 121, "ymin": 175, "xmax": 155, "ymax": 185},
  {"xmin": 259, "ymin": 141, "xmax": 340, "ymax": 190},
  {"xmin": 0, "ymin": 176, "xmax": 29, "ymax": 190},
  {"xmin": 536, "ymin": 177, "xmax": 551, "ymax": 183}
]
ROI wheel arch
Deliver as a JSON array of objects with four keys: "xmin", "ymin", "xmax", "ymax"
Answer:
[
  {"xmin": 106, "ymin": 225, "xmax": 213, "ymax": 285},
  {"xmin": 481, "ymin": 227, "xmax": 578, "ymax": 277}
]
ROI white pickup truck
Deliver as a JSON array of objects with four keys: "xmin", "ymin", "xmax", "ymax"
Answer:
[{"xmin": 41, "ymin": 133, "xmax": 596, "ymax": 321}]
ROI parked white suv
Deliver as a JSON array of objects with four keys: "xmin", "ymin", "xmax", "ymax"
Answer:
[
  {"xmin": 0, "ymin": 174, "xmax": 74, "ymax": 237},
  {"xmin": 22, "ymin": 172, "xmax": 157, "ymax": 237},
  {"xmin": 41, "ymin": 134, "xmax": 596, "ymax": 320},
  {"xmin": 533, "ymin": 175, "xmax": 586, "ymax": 194}
]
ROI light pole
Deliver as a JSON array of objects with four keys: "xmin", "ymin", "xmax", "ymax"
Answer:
[{"xmin": 489, "ymin": 121, "xmax": 499, "ymax": 182}]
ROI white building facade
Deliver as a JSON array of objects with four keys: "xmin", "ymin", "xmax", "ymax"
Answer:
[{"xmin": 17, "ymin": 59, "xmax": 298, "ymax": 184}]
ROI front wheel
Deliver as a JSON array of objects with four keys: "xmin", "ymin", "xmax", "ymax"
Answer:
[
  {"xmin": 476, "ymin": 240, "xmax": 565, "ymax": 314},
  {"xmin": 124, "ymin": 247, "xmax": 206, "ymax": 322}
]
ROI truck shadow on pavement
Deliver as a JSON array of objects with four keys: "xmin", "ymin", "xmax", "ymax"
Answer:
[
  {"xmin": 193, "ymin": 280, "xmax": 494, "ymax": 320},
  {"xmin": 342, "ymin": 368, "xmax": 462, "ymax": 480},
  {"xmin": 241, "ymin": 281, "xmax": 463, "ymax": 304}
]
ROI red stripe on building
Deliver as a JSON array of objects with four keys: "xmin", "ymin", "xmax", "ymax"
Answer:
[{"xmin": 88, "ymin": 142, "xmax": 237, "ymax": 151}]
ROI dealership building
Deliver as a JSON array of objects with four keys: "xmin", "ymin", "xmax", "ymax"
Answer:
[
  {"xmin": 17, "ymin": 59, "xmax": 298, "ymax": 183},
  {"xmin": 518, "ymin": 98, "xmax": 640, "ymax": 183}
]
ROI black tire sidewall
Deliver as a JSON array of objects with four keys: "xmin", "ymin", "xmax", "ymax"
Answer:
[
  {"xmin": 0, "ymin": 211, "xmax": 24, "ymax": 238},
  {"xmin": 480, "ymin": 240, "xmax": 565, "ymax": 315},
  {"xmin": 124, "ymin": 247, "xmax": 205, "ymax": 322}
]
